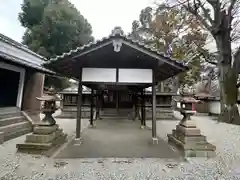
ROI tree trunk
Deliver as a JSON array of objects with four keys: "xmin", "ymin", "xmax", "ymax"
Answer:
[
  {"xmin": 219, "ymin": 64, "xmax": 240, "ymax": 124},
  {"xmin": 216, "ymin": 30, "xmax": 240, "ymax": 124}
]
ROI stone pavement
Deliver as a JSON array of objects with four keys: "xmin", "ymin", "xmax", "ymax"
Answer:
[
  {"xmin": 55, "ymin": 119, "xmax": 181, "ymax": 158},
  {"xmin": 1, "ymin": 113, "xmax": 240, "ymax": 179}
]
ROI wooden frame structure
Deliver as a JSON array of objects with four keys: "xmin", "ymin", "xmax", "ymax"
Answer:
[{"xmin": 47, "ymin": 27, "xmax": 188, "ymax": 144}]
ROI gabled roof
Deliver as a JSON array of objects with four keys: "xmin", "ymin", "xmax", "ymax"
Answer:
[
  {"xmin": 50, "ymin": 27, "xmax": 187, "ymax": 71},
  {"xmin": 47, "ymin": 27, "xmax": 188, "ymax": 84},
  {"xmin": 0, "ymin": 33, "xmax": 54, "ymax": 74}
]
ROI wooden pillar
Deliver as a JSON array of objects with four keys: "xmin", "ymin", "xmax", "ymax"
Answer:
[
  {"xmin": 116, "ymin": 91, "xmax": 119, "ymax": 112},
  {"xmin": 132, "ymin": 92, "xmax": 137, "ymax": 121},
  {"xmin": 76, "ymin": 68, "xmax": 83, "ymax": 139},
  {"xmin": 141, "ymin": 89, "xmax": 145, "ymax": 128},
  {"xmin": 90, "ymin": 89, "xmax": 94, "ymax": 126},
  {"xmin": 101, "ymin": 91, "xmax": 104, "ymax": 111},
  {"xmin": 96, "ymin": 91, "xmax": 100, "ymax": 120},
  {"xmin": 152, "ymin": 70, "xmax": 157, "ymax": 143}
]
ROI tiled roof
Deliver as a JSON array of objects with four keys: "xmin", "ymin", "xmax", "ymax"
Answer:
[
  {"xmin": 50, "ymin": 27, "xmax": 187, "ymax": 70},
  {"xmin": 0, "ymin": 33, "xmax": 54, "ymax": 74},
  {"xmin": 59, "ymin": 84, "xmax": 91, "ymax": 94},
  {"xmin": 0, "ymin": 51, "xmax": 54, "ymax": 74}
]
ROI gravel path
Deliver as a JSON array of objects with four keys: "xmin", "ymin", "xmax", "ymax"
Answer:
[{"xmin": 0, "ymin": 113, "xmax": 240, "ymax": 179}]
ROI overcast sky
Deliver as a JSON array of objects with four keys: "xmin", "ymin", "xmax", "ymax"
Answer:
[{"xmin": 0, "ymin": 0, "xmax": 155, "ymax": 42}]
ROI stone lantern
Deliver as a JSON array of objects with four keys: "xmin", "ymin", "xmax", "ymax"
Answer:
[
  {"xmin": 16, "ymin": 87, "xmax": 67, "ymax": 156},
  {"xmin": 178, "ymin": 96, "xmax": 200, "ymax": 123},
  {"xmin": 36, "ymin": 87, "xmax": 59, "ymax": 125},
  {"xmin": 168, "ymin": 95, "xmax": 216, "ymax": 157}
]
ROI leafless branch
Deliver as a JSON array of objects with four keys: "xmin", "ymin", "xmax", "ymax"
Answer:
[
  {"xmin": 177, "ymin": 0, "xmax": 212, "ymax": 32},
  {"xmin": 228, "ymin": 0, "xmax": 238, "ymax": 15},
  {"xmin": 205, "ymin": 59, "xmax": 218, "ymax": 65},
  {"xmin": 233, "ymin": 46, "xmax": 240, "ymax": 73},
  {"xmin": 196, "ymin": 0, "xmax": 214, "ymax": 25},
  {"xmin": 205, "ymin": 0, "xmax": 220, "ymax": 7}
]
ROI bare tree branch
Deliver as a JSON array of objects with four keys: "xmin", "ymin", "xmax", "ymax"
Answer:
[
  {"xmin": 196, "ymin": 0, "xmax": 214, "ymax": 25},
  {"xmin": 228, "ymin": 0, "xmax": 237, "ymax": 15},
  {"xmin": 205, "ymin": 59, "xmax": 218, "ymax": 65},
  {"xmin": 177, "ymin": 0, "xmax": 212, "ymax": 32},
  {"xmin": 205, "ymin": 0, "xmax": 220, "ymax": 7},
  {"xmin": 233, "ymin": 46, "xmax": 240, "ymax": 73}
]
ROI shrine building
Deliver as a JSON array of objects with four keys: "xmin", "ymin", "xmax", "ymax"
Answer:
[
  {"xmin": 47, "ymin": 27, "xmax": 188, "ymax": 143},
  {"xmin": 0, "ymin": 33, "xmax": 54, "ymax": 143}
]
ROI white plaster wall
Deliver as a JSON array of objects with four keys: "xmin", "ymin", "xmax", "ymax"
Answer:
[
  {"xmin": 119, "ymin": 69, "xmax": 152, "ymax": 83},
  {"xmin": 208, "ymin": 101, "xmax": 221, "ymax": 115},
  {"xmin": 82, "ymin": 68, "xmax": 116, "ymax": 82},
  {"xmin": 209, "ymin": 101, "xmax": 240, "ymax": 115}
]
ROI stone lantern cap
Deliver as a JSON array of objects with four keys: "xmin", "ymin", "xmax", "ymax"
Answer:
[
  {"xmin": 179, "ymin": 97, "xmax": 200, "ymax": 103},
  {"xmin": 36, "ymin": 96, "xmax": 56, "ymax": 101},
  {"xmin": 194, "ymin": 92, "xmax": 214, "ymax": 100},
  {"xmin": 36, "ymin": 87, "xmax": 60, "ymax": 101},
  {"xmin": 174, "ymin": 97, "xmax": 200, "ymax": 104}
]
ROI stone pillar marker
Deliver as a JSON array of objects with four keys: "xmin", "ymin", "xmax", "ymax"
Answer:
[
  {"xmin": 167, "ymin": 96, "xmax": 216, "ymax": 157},
  {"xmin": 16, "ymin": 87, "xmax": 67, "ymax": 156}
]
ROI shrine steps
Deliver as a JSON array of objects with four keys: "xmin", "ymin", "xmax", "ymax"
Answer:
[
  {"xmin": 100, "ymin": 109, "xmax": 131, "ymax": 120},
  {"xmin": 0, "ymin": 107, "xmax": 32, "ymax": 144}
]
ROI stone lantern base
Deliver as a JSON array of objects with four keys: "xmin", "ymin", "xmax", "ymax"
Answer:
[
  {"xmin": 167, "ymin": 111, "xmax": 216, "ymax": 157},
  {"xmin": 16, "ymin": 124, "xmax": 67, "ymax": 156}
]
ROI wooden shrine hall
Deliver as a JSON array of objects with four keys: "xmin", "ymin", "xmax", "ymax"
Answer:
[{"xmin": 47, "ymin": 27, "xmax": 188, "ymax": 144}]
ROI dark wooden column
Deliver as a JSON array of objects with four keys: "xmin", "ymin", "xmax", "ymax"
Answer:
[
  {"xmin": 141, "ymin": 89, "xmax": 145, "ymax": 127},
  {"xmin": 90, "ymin": 89, "xmax": 94, "ymax": 126},
  {"xmin": 152, "ymin": 70, "xmax": 157, "ymax": 141},
  {"xmin": 116, "ymin": 91, "xmax": 119, "ymax": 112},
  {"xmin": 132, "ymin": 92, "xmax": 137, "ymax": 121},
  {"xmin": 96, "ymin": 91, "xmax": 100, "ymax": 120},
  {"xmin": 76, "ymin": 68, "xmax": 83, "ymax": 139}
]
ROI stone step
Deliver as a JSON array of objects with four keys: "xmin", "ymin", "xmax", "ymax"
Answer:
[
  {"xmin": 0, "ymin": 107, "xmax": 20, "ymax": 114},
  {"xmin": 101, "ymin": 114, "xmax": 129, "ymax": 117},
  {"xmin": 101, "ymin": 110, "xmax": 130, "ymax": 113},
  {"xmin": 0, "ymin": 116, "xmax": 25, "ymax": 127},
  {"xmin": 184, "ymin": 149, "xmax": 216, "ymax": 157},
  {"xmin": 4, "ymin": 127, "xmax": 32, "ymax": 142},
  {"xmin": 17, "ymin": 133, "xmax": 67, "ymax": 150},
  {"xmin": 168, "ymin": 134, "xmax": 216, "ymax": 151},
  {"xmin": 101, "ymin": 116, "xmax": 129, "ymax": 120},
  {"xmin": 172, "ymin": 130, "xmax": 206, "ymax": 143},
  {"xmin": 0, "ymin": 121, "xmax": 32, "ymax": 135},
  {"xmin": 176, "ymin": 125, "xmax": 201, "ymax": 136},
  {"xmin": 0, "ymin": 111, "xmax": 22, "ymax": 119},
  {"xmin": 26, "ymin": 129, "xmax": 63, "ymax": 143}
]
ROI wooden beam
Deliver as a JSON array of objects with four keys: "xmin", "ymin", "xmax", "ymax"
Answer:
[{"xmin": 76, "ymin": 68, "xmax": 83, "ymax": 139}]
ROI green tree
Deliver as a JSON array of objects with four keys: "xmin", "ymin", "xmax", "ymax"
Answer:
[
  {"xmin": 19, "ymin": 0, "xmax": 94, "ymax": 90},
  {"xmin": 130, "ymin": 4, "xmax": 208, "ymax": 89},
  {"xmin": 171, "ymin": 0, "xmax": 240, "ymax": 124}
]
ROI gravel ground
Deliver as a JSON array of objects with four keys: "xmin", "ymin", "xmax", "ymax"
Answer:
[{"xmin": 1, "ymin": 112, "xmax": 240, "ymax": 179}]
